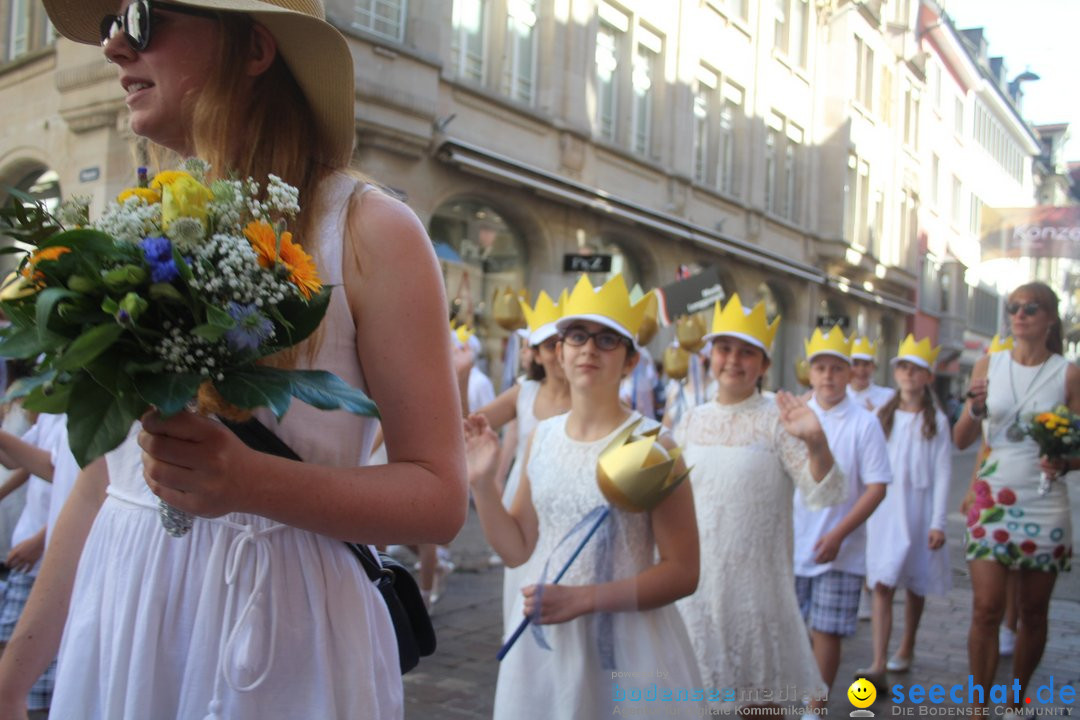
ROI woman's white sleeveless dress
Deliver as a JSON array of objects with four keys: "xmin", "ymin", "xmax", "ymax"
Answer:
[{"xmin": 49, "ymin": 173, "xmax": 403, "ymax": 719}]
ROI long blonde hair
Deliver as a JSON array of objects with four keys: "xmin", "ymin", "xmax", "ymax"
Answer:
[{"xmin": 153, "ymin": 13, "xmax": 359, "ymax": 366}]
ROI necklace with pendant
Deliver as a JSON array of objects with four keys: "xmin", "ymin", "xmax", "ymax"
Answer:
[{"xmin": 1006, "ymin": 354, "xmax": 1050, "ymax": 442}]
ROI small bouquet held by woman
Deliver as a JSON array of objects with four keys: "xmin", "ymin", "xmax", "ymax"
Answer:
[
  {"xmin": 1024, "ymin": 405, "xmax": 1080, "ymax": 496},
  {"xmin": 0, "ymin": 159, "xmax": 377, "ymax": 532}
]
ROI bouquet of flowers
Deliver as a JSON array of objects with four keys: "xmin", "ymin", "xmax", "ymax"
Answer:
[
  {"xmin": 1024, "ymin": 405, "xmax": 1080, "ymax": 496},
  {"xmin": 0, "ymin": 159, "xmax": 376, "ymax": 524}
]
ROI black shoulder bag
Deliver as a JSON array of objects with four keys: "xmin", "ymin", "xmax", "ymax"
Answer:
[{"xmin": 221, "ymin": 418, "xmax": 437, "ymax": 674}]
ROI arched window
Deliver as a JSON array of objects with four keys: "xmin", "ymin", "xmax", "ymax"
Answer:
[
  {"xmin": 580, "ymin": 234, "xmax": 641, "ymax": 289},
  {"xmin": 429, "ymin": 199, "xmax": 527, "ymax": 390}
]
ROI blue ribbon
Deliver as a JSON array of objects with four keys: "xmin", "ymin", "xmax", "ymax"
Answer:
[{"xmin": 497, "ymin": 505, "xmax": 613, "ymax": 661}]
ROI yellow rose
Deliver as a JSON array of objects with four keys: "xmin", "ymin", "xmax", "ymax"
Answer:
[
  {"xmin": 117, "ymin": 187, "xmax": 162, "ymax": 205},
  {"xmin": 159, "ymin": 174, "xmax": 213, "ymax": 231},
  {"xmin": 1056, "ymin": 427, "xmax": 1067, "ymax": 436},
  {"xmin": 149, "ymin": 170, "xmax": 193, "ymax": 191}
]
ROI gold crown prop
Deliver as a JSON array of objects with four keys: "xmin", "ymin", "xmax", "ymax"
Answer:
[
  {"xmin": 703, "ymin": 293, "xmax": 780, "ymax": 357},
  {"xmin": 850, "ymin": 336, "xmax": 878, "ymax": 361},
  {"xmin": 493, "ymin": 287, "xmax": 528, "ymax": 331},
  {"xmin": 597, "ymin": 420, "xmax": 691, "ymax": 513},
  {"xmin": 988, "ymin": 334, "xmax": 1014, "ymax": 354},
  {"xmin": 558, "ymin": 274, "xmax": 651, "ymax": 341},
  {"xmin": 633, "ymin": 287, "xmax": 660, "ymax": 346},
  {"xmin": 804, "ymin": 326, "xmax": 853, "ymax": 362},
  {"xmin": 663, "ymin": 345, "xmax": 690, "ymax": 380},
  {"xmin": 891, "ymin": 334, "xmax": 941, "ymax": 370},
  {"xmin": 675, "ymin": 314, "xmax": 708, "ymax": 353}
]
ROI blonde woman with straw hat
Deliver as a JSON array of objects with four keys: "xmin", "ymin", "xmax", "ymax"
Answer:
[
  {"xmin": 673, "ymin": 295, "xmax": 845, "ymax": 712},
  {"xmin": 0, "ymin": 2, "xmax": 467, "ymax": 719}
]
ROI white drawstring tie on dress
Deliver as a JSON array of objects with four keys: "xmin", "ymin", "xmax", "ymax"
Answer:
[{"xmin": 204, "ymin": 520, "xmax": 287, "ymax": 720}]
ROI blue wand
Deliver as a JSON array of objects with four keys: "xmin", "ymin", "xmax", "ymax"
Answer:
[{"xmin": 495, "ymin": 507, "xmax": 611, "ymax": 660}]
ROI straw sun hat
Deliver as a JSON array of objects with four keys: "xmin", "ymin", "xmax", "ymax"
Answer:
[{"xmin": 42, "ymin": 0, "xmax": 356, "ymax": 162}]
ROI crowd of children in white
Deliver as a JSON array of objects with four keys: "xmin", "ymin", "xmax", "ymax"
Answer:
[{"xmin": 0, "ymin": 274, "xmax": 1072, "ymax": 718}]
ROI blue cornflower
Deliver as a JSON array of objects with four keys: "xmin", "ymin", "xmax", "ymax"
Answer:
[
  {"xmin": 139, "ymin": 236, "xmax": 179, "ymax": 283},
  {"xmin": 224, "ymin": 302, "xmax": 274, "ymax": 353}
]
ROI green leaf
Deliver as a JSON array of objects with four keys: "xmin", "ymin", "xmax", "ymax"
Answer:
[
  {"xmin": 0, "ymin": 325, "xmax": 48, "ymax": 359},
  {"xmin": 133, "ymin": 372, "xmax": 202, "ymax": 417},
  {"xmin": 206, "ymin": 303, "xmax": 236, "ymax": 329},
  {"xmin": 191, "ymin": 324, "xmax": 227, "ymax": 342},
  {"xmin": 1, "ymin": 370, "xmax": 57, "ymax": 403},
  {"xmin": 214, "ymin": 369, "xmax": 292, "ymax": 419},
  {"xmin": 287, "ymin": 369, "xmax": 379, "ymax": 418},
  {"xmin": 22, "ymin": 380, "xmax": 74, "ymax": 414},
  {"xmin": 974, "ymin": 545, "xmax": 991, "ymax": 559},
  {"xmin": 34, "ymin": 287, "xmax": 80, "ymax": 340},
  {"xmin": 270, "ymin": 287, "xmax": 331, "ymax": 348},
  {"xmin": 38, "ymin": 229, "xmax": 126, "ymax": 258},
  {"xmin": 979, "ymin": 506, "xmax": 1005, "ymax": 525},
  {"xmin": 66, "ymin": 373, "xmax": 140, "ymax": 468},
  {"xmin": 54, "ymin": 323, "xmax": 124, "ymax": 371}
]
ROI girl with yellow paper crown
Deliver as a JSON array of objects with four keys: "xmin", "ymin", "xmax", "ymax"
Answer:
[
  {"xmin": 859, "ymin": 335, "xmax": 952, "ymax": 683},
  {"xmin": 465, "ymin": 274, "xmax": 703, "ymax": 719},
  {"xmin": 673, "ymin": 294, "xmax": 845, "ymax": 712},
  {"xmin": 468, "ymin": 290, "xmax": 571, "ymax": 636}
]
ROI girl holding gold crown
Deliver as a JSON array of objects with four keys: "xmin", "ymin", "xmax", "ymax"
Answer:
[
  {"xmin": 468, "ymin": 290, "xmax": 571, "ymax": 636},
  {"xmin": 0, "ymin": 1, "xmax": 466, "ymax": 718},
  {"xmin": 673, "ymin": 295, "xmax": 845, "ymax": 711},
  {"xmin": 466, "ymin": 274, "xmax": 703, "ymax": 719},
  {"xmin": 859, "ymin": 336, "xmax": 952, "ymax": 683}
]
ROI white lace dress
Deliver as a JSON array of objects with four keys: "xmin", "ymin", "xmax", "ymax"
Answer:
[
  {"xmin": 493, "ymin": 412, "xmax": 703, "ymax": 720},
  {"xmin": 49, "ymin": 174, "xmax": 403, "ymax": 720},
  {"xmin": 673, "ymin": 394, "xmax": 846, "ymax": 708}
]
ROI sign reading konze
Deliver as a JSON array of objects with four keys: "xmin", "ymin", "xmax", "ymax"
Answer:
[{"xmin": 981, "ymin": 206, "xmax": 1080, "ymax": 260}]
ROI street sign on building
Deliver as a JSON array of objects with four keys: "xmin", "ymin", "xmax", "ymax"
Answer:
[
  {"xmin": 655, "ymin": 264, "xmax": 725, "ymax": 323},
  {"xmin": 563, "ymin": 253, "xmax": 612, "ymax": 273}
]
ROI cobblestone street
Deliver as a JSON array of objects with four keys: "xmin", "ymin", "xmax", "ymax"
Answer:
[{"xmin": 403, "ymin": 447, "xmax": 1080, "ymax": 717}]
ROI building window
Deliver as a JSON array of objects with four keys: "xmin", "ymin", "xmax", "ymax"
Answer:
[
  {"xmin": 765, "ymin": 126, "xmax": 778, "ymax": 214},
  {"xmin": 631, "ymin": 28, "xmax": 661, "ymax": 157},
  {"xmin": 951, "ymin": 175, "xmax": 963, "ymax": 228},
  {"xmin": 594, "ymin": 5, "xmax": 627, "ymax": 143},
  {"xmin": 898, "ymin": 188, "xmax": 918, "ymax": 270},
  {"xmin": 692, "ymin": 68, "xmax": 742, "ymax": 197},
  {"xmin": 451, "ymin": 0, "xmax": 488, "ymax": 83},
  {"xmin": 969, "ymin": 194, "xmax": 983, "ymax": 237},
  {"xmin": 928, "ymin": 61, "xmax": 941, "ymax": 111},
  {"xmin": 930, "ymin": 153, "xmax": 940, "ymax": 208},
  {"xmin": 773, "ymin": 0, "xmax": 808, "ymax": 68},
  {"xmin": 765, "ymin": 112, "xmax": 804, "ymax": 220},
  {"xmin": 954, "ymin": 95, "xmax": 965, "ymax": 136},
  {"xmin": 718, "ymin": 91, "xmax": 738, "ymax": 195},
  {"xmin": 845, "ymin": 154, "xmax": 871, "ymax": 248},
  {"xmin": 902, "ymin": 81, "xmax": 919, "ymax": 149},
  {"xmin": 892, "ymin": 0, "xmax": 911, "ymax": 26},
  {"xmin": 6, "ymin": 0, "xmax": 30, "ymax": 60},
  {"xmin": 352, "ymin": 0, "xmax": 406, "ymax": 42},
  {"xmin": 879, "ymin": 65, "xmax": 893, "ymax": 124},
  {"xmin": 708, "ymin": 0, "xmax": 749, "ymax": 21},
  {"xmin": 693, "ymin": 91, "xmax": 709, "ymax": 184},
  {"xmin": 503, "ymin": 0, "xmax": 537, "ymax": 103},
  {"xmin": 854, "ymin": 35, "xmax": 874, "ymax": 109}
]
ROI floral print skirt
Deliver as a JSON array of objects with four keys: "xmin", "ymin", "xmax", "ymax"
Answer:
[{"xmin": 965, "ymin": 452, "xmax": 1073, "ymax": 573}]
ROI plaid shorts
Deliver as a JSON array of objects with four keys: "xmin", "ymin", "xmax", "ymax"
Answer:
[
  {"xmin": 0, "ymin": 572, "xmax": 54, "ymax": 710},
  {"xmin": 0, "ymin": 571, "xmax": 34, "ymax": 643},
  {"xmin": 795, "ymin": 570, "xmax": 864, "ymax": 637}
]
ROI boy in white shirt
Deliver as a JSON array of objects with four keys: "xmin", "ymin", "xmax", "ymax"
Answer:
[
  {"xmin": 793, "ymin": 328, "xmax": 891, "ymax": 702},
  {"xmin": 847, "ymin": 336, "xmax": 895, "ymax": 412}
]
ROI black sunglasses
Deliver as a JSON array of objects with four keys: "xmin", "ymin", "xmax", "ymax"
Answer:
[
  {"xmin": 1006, "ymin": 301, "xmax": 1041, "ymax": 317},
  {"xmin": 100, "ymin": 0, "xmax": 218, "ymax": 52}
]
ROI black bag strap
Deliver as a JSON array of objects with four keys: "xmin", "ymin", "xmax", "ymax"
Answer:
[{"xmin": 219, "ymin": 417, "xmax": 385, "ymax": 583}]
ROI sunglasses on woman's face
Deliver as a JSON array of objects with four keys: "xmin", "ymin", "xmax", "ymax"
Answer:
[
  {"xmin": 100, "ymin": 0, "xmax": 217, "ymax": 52},
  {"xmin": 1006, "ymin": 301, "xmax": 1041, "ymax": 317}
]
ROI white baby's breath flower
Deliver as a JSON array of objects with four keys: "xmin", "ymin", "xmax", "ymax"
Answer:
[{"xmin": 166, "ymin": 216, "xmax": 207, "ymax": 250}]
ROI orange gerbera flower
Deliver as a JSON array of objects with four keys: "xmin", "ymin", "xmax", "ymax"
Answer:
[
  {"xmin": 21, "ymin": 246, "xmax": 70, "ymax": 280},
  {"xmin": 243, "ymin": 220, "xmax": 321, "ymax": 299}
]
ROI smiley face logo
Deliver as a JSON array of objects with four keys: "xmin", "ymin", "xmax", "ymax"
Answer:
[{"xmin": 848, "ymin": 678, "xmax": 876, "ymax": 708}]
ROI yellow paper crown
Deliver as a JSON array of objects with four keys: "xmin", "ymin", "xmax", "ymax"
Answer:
[
  {"xmin": 519, "ymin": 290, "xmax": 563, "ymax": 334},
  {"xmin": 558, "ymin": 274, "xmax": 650, "ymax": 340},
  {"xmin": 988, "ymin": 334, "xmax": 1014, "ymax": 354},
  {"xmin": 450, "ymin": 320, "xmax": 475, "ymax": 346},
  {"xmin": 804, "ymin": 326, "xmax": 853, "ymax": 362},
  {"xmin": 892, "ymin": 334, "xmax": 941, "ymax": 369},
  {"xmin": 850, "ymin": 336, "xmax": 878, "ymax": 360},
  {"xmin": 704, "ymin": 293, "xmax": 780, "ymax": 356}
]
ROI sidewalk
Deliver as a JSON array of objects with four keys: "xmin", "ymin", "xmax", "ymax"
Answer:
[{"xmin": 403, "ymin": 448, "xmax": 1080, "ymax": 717}]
